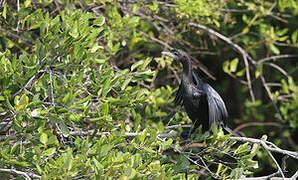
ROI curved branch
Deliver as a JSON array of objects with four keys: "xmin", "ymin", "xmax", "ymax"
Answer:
[
  {"xmin": 0, "ymin": 168, "xmax": 41, "ymax": 179},
  {"xmin": 189, "ymin": 22, "xmax": 256, "ymax": 102},
  {"xmin": 188, "ymin": 22, "xmax": 285, "ymax": 120},
  {"xmin": 258, "ymin": 54, "xmax": 298, "ymax": 64},
  {"xmin": 234, "ymin": 122, "xmax": 286, "ymax": 132}
]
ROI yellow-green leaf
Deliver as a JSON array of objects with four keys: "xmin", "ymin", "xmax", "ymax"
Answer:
[
  {"xmin": 222, "ymin": 60, "xmax": 230, "ymax": 73},
  {"xmin": 94, "ymin": 58, "xmax": 107, "ymax": 64},
  {"xmin": 269, "ymin": 43, "xmax": 280, "ymax": 55},
  {"xmin": 292, "ymin": 30, "xmax": 298, "ymax": 44},
  {"xmin": 242, "ymin": 27, "xmax": 249, "ymax": 34},
  {"xmin": 131, "ymin": 60, "xmax": 144, "ymax": 71},
  {"xmin": 16, "ymin": 94, "xmax": 29, "ymax": 112},
  {"xmin": 40, "ymin": 133, "xmax": 48, "ymax": 146},
  {"xmin": 25, "ymin": 0, "xmax": 31, "ymax": 7},
  {"xmin": 2, "ymin": 3, "xmax": 7, "ymax": 19},
  {"xmin": 94, "ymin": 16, "xmax": 105, "ymax": 26},
  {"xmin": 69, "ymin": 26, "xmax": 79, "ymax": 38},
  {"xmin": 236, "ymin": 68, "xmax": 246, "ymax": 77},
  {"xmin": 91, "ymin": 43, "xmax": 103, "ymax": 53},
  {"xmin": 42, "ymin": 147, "xmax": 56, "ymax": 157},
  {"xmin": 121, "ymin": 76, "xmax": 132, "ymax": 91},
  {"xmin": 255, "ymin": 63, "xmax": 263, "ymax": 78},
  {"xmin": 230, "ymin": 58, "xmax": 239, "ymax": 72},
  {"xmin": 216, "ymin": 163, "xmax": 223, "ymax": 176}
]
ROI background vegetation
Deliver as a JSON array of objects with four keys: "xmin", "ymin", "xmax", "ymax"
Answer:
[{"xmin": 0, "ymin": 0, "xmax": 297, "ymax": 179}]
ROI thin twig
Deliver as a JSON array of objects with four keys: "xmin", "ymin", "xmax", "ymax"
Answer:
[
  {"xmin": 48, "ymin": 69, "xmax": 55, "ymax": 107},
  {"xmin": 234, "ymin": 122, "xmax": 286, "ymax": 132},
  {"xmin": 263, "ymin": 63, "xmax": 289, "ymax": 77},
  {"xmin": 258, "ymin": 55, "xmax": 298, "ymax": 64},
  {"xmin": 13, "ymin": 71, "xmax": 46, "ymax": 97}
]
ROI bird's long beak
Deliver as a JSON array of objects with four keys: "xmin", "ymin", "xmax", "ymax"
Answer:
[{"xmin": 162, "ymin": 51, "xmax": 178, "ymax": 59}]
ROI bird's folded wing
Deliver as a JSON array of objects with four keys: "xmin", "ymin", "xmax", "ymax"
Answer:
[{"xmin": 206, "ymin": 84, "xmax": 228, "ymax": 127}]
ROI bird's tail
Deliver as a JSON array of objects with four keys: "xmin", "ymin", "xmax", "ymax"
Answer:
[{"xmin": 222, "ymin": 126, "xmax": 240, "ymax": 137}]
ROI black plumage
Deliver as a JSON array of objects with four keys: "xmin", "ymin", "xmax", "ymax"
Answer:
[{"xmin": 162, "ymin": 49, "xmax": 237, "ymax": 137}]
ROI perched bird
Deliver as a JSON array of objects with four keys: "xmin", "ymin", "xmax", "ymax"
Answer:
[{"xmin": 162, "ymin": 49, "xmax": 237, "ymax": 138}]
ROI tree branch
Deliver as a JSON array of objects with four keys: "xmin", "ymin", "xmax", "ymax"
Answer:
[
  {"xmin": 0, "ymin": 168, "xmax": 41, "ymax": 179},
  {"xmin": 188, "ymin": 22, "xmax": 286, "ymax": 120},
  {"xmin": 189, "ymin": 22, "xmax": 256, "ymax": 102}
]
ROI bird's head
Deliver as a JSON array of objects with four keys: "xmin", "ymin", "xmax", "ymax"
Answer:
[
  {"xmin": 162, "ymin": 49, "xmax": 185, "ymax": 59},
  {"xmin": 162, "ymin": 49, "xmax": 190, "ymax": 65}
]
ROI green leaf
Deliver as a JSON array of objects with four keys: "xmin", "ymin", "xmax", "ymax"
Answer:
[
  {"xmin": 94, "ymin": 16, "xmax": 105, "ymax": 26},
  {"xmin": 121, "ymin": 76, "xmax": 132, "ymax": 91},
  {"xmin": 101, "ymin": 102, "xmax": 109, "ymax": 115},
  {"xmin": 255, "ymin": 63, "xmax": 263, "ymax": 78},
  {"xmin": 69, "ymin": 26, "xmax": 79, "ymax": 38},
  {"xmin": 40, "ymin": 133, "xmax": 48, "ymax": 146},
  {"xmin": 142, "ymin": 146, "xmax": 155, "ymax": 153},
  {"xmin": 64, "ymin": 149, "xmax": 73, "ymax": 171},
  {"xmin": 231, "ymin": 168, "xmax": 244, "ymax": 179},
  {"xmin": 11, "ymin": 143, "xmax": 19, "ymax": 154},
  {"xmin": 236, "ymin": 68, "xmax": 246, "ymax": 77},
  {"xmin": 139, "ymin": 129, "xmax": 147, "ymax": 144},
  {"xmin": 89, "ymin": 117, "xmax": 102, "ymax": 122},
  {"xmin": 292, "ymin": 30, "xmax": 298, "ymax": 44},
  {"xmin": 162, "ymin": 138, "xmax": 173, "ymax": 148},
  {"xmin": 94, "ymin": 58, "xmax": 108, "ymax": 64},
  {"xmin": 42, "ymin": 147, "xmax": 56, "ymax": 157},
  {"xmin": 40, "ymin": 22, "xmax": 46, "ymax": 37},
  {"xmin": 25, "ymin": 0, "xmax": 31, "ymax": 7},
  {"xmin": 269, "ymin": 43, "xmax": 280, "ymax": 55},
  {"xmin": 2, "ymin": 3, "xmax": 7, "ymax": 19},
  {"xmin": 216, "ymin": 163, "xmax": 223, "ymax": 176},
  {"xmin": 230, "ymin": 58, "xmax": 239, "ymax": 72},
  {"xmin": 245, "ymin": 159, "xmax": 259, "ymax": 169},
  {"xmin": 91, "ymin": 43, "xmax": 103, "ymax": 53},
  {"xmin": 234, "ymin": 142, "xmax": 251, "ymax": 155},
  {"xmin": 92, "ymin": 157, "xmax": 104, "ymax": 174},
  {"xmin": 58, "ymin": 122, "xmax": 70, "ymax": 137},
  {"xmin": 222, "ymin": 60, "xmax": 230, "ymax": 73},
  {"xmin": 131, "ymin": 60, "xmax": 144, "ymax": 71}
]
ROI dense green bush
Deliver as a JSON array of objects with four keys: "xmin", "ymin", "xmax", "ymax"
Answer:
[{"xmin": 0, "ymin": 0, "xmax": 297, "ymax": 179}]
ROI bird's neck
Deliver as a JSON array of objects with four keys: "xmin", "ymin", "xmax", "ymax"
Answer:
[{"xmin": 182, "ymin": 59, "xmax": 193, "ymax": 82}]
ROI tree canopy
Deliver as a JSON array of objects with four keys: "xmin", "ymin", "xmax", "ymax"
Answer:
[{"xmin": 0, "ymin": 0, "xmax": 297, "ymax": 179}]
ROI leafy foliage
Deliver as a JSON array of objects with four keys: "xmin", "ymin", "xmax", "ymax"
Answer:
[{"xmin": 0, "ymin": 0, "xmax": 297, "ymax": 179}]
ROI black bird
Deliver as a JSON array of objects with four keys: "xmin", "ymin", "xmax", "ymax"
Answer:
[{"xmin": 162, "ymin": 49, "xmax": 237, "ymax": 138}]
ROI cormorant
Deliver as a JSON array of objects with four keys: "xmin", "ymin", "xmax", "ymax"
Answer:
[{"xmin": 162, "ymin": 49, "xmax": 237, "ymax": 138}]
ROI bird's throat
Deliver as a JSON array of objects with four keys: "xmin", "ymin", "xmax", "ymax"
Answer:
[{"xmin": 182, "ymin": 60, "xmax": 193, "ymax": 82}]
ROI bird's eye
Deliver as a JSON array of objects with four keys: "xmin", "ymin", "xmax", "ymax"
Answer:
[{"xmin": 171, "ymin": 49, "xmax": 180, "ymax": 56}]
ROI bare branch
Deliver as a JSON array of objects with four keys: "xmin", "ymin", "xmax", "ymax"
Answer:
[
  {"xmin": 264, "ymin": 63, "xmax": 289, "ymax": 77},
  {"xmin": 258, "ymin": 55, "xmax": 298, "ymax": 64},
  {"xmin": 0, "ymin": 28, "xmax": 34, "ymax": 47},
  {"xmin": 0, "ymin": 168, "xmax": 41, "ymax": 179},
  {"xmin": 189, "ymin": 22, "xmax": 256, "ymax": 102},
  {"xmin": 234, "ymin": 122, "xmax": 286, "ymax": 132},
  {"xmin": 188, "ymin": 22, "xmax": 286, "ymax": 120},
  {"xmin": 230, "ymin": 136, "xmax": 298, "ymax": 159}
]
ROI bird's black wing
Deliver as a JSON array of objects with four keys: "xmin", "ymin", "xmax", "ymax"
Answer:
[
  {"xmin": 174, "ymin": 82, "xmax": 183, "ymax": 105},
  {"xmin": 205, "ymin": 84, "xmax": 228, "ymax": 127}
]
